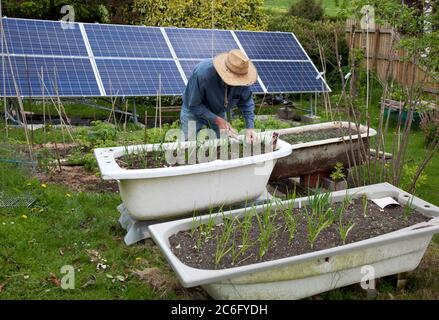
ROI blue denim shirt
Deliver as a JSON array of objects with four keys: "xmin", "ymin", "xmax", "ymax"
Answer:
[{"xmin": 181, "ymin": 59, "xmax": 255, "ymax": 129}]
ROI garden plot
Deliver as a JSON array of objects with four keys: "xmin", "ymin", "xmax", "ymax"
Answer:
[{"xmin": 148, "ymin": 183, "xmax": 439, "ymax": 300}]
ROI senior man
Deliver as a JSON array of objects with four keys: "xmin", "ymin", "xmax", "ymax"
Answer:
[{"xmin": 180, "ymin": 49, "xmax": 257, "ymax": 140}]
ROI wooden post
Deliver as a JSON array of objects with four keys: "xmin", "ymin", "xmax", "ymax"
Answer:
[{"xmin": 373, "ymin": 27, "xmax": 380, "ymax": 70}]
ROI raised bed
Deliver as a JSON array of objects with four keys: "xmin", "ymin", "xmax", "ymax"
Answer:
[
  {"xmin": 270, "ymin": 121, "xmax": 377, "ymax": 179},
  {"xmin": 94, "ymin": 137, "xmax": 291, "ymax": 221},
  {"xmin": 148, "ymin": 183, "xmax": 439, "ymax": 300}
]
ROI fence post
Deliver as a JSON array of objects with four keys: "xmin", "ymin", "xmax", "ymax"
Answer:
[{"xmin": 373, "ymin": 27, "xmax": 380, "ymax": 70}]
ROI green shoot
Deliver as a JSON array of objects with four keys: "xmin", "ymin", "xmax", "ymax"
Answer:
[
  {"xmin": 362, "ymin": 194, "xmax": 368, "ymax": 217},
  {"xmin": 214, "ymin": 213, "xmax": 235, "ymax": 266},
  {"xmin": 276, "ymin": 195, "xmax": 297, "ymax": 245},
  {"xmin": 305, "ymin": 190, "xmax": 333, "ymax": 249},
  {"xmin": 255, "ymin": 200, "xmax": 279, "ymax": 259},
  {"xmin": 403, "ymin": 196, "xmax": 415, "ymax": 220},
  {"xmin": 338, "ymin": 209, "xmax": 355, "ymax": 245},
  {"xmin": 236, "ymin": 207, "xmax": 254, "ymax": 259},
  {"xmin": 307, "ymin": 215, "xmax": 331, "ymax": 249},
  {"xmin": 190, "ymin": 210, "xmax": 199, "ymax": 237}
]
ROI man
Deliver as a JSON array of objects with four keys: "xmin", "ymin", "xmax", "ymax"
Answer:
[{"xmin": 180, "ymin": 49, "xmax": 257, "ymax": 141}]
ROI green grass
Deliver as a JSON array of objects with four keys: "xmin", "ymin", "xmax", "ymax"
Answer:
[
  {"xmin": 264, "ymin": 0, "xmax": 346, "ymax": 16},
  {"xmin": 0, "ymin": 164, "xmax": 186, "ymax": 299}
]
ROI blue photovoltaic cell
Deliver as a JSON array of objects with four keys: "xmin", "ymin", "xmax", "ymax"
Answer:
[
  {"xmin": 235, "ymin": 31, "xmax": 308, "ymax": 61},
  {"xmin": 255, "ymin": 61, "xmax": 328, "ymax": 93},
  {"xmin": 179, "ymin": 60, "xmax": 264, "ymax": 94},
  {"xmin": 0, "ymin": 18, "xmax": 329, "ymax": 97},
  {"xmin": 1, "ymin": 18, "xmax": 88, "ymax": 56},
  {"xmin": 85, "ymin": 24, "xmax": 172, "ymax": 58},
  {"xmin": 165, "ymin": 28, "xmax": 239, "ymax": 59},
  {"xmin": 96, "ymin": 59, "xmax": 185, "ymax": 96},
  {"xmin": 179, "ymin": 60, "xmax": 201, "ymax": 79},
  {"xmin": 0, "ymin": 56, "xmax": 100, "ymax": 96}
]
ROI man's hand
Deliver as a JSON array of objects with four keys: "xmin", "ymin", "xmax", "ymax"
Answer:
[
  {"xmin": 215, "ymin": 117, "xmax": 237, "ymax": 137},
  {"xmin": 246, "ymin": 128, "xmax": 257, "ymax": 143}
]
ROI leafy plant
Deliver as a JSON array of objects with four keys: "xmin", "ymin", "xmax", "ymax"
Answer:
[{"xmin": 330, "ymin": 162, "xmax": 346, "ymax": 182}]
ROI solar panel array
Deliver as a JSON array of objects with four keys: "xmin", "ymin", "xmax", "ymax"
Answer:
[{"xmin": 0, "ymin": 17, "xmax": 330, "ymax": 97}]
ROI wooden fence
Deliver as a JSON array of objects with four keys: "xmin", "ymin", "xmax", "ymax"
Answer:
[{"xmin": 345, "ymin": 18, "xmax": 438, "ymax": 96}]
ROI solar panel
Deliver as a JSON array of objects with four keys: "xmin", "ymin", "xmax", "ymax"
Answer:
[
  {"xmin": 235, "ymin": 31, "xmax": 308, "ymax": 61},
  {"xmin": 165, "ymin": 28, "xmax": 239, "ymax": 59},
  {"xmin": 96, "ymin": 59, "xmax": 185, "ymax": 96},
  {"xmin": 0, "ymin": 18, "xmax": 330, "ymax": 97},
  {"xmin": 2, "ymin": 18, "xmax": 87, "ymax": 57},
  {"xmin": 0, "ymin": 56, "xmax": 100, "ymax": 97},
  {"xmin": 255, "ymin": 61, "xmax": 328, "ymax": 93},
  {"xmin": 85, "ymin": 24, "xmax": 172, "ymax": 59}
]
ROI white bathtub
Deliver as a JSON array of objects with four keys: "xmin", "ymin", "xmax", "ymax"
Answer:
[
  {"xmin": 270, "ymin": 121, "xmax": 377, "ymax": 179},
  {"xmin": 94, "ymin": 137, "xmax": 292, "ymax": 220},
  {"xmin": 148, "ymin": 183, "xmax": 439, "ymax": 300}
]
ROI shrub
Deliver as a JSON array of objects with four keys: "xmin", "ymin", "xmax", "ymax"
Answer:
[
  {"xmin": 131, "ymin": 0, "xmax": 267, "ymax": 30},
  {"xmin": 420, "ymin": 109, "xmax": 439, "ymax": 147},
  {"xmin": 83, "ymin": 121, "xmax": 117, "ymax": 145},
  {"xmin": 287, "ymin": 0, "xmax": 325, "ymax": 22}
]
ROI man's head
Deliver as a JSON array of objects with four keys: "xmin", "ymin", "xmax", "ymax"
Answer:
[{"xmin": 213, "ymin": 49, "xmax": 258, "ymax": 87}]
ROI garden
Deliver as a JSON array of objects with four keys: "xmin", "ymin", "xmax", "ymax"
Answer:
[{"xmin": 0, "ymin": 0, "xmax": 438, "ymax": 301}]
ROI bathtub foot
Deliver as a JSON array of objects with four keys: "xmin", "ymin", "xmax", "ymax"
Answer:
[{"xmin": 117, "ymin": 204, "xmax": 157, "ymax": 245}]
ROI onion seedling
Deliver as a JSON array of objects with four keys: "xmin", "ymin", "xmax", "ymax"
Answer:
[
  {"xmin": 305, "ymin": 190, "xmax": 333, "ymax": 249},
  {"xmin": 362, "ymin": 194, "xmax": 368, "ymax": 217},
  {"xmin": 338, "ymin": 212, "xmax": 355, "ymax": 245},
  {"xmin": 235, "ymin": 207, "xmax": 254, "ymax": 259},
  {"xmin": 214, "ymin": 213, "xmax": 236, "ymax": 266},
  {"xmin": 256, "ymin": 200, "xmax": 279, "ymax": 259},
  {"xmin": 307, "ymin": 215, "xmax": 331, "ymax": 249},
  {"xmin": 403, "ymin": 196, "xmax": 415, "ymax": 220},
  {"xmin": 276, "ymin": 196, "xmax": 297, "ymax": 245}
]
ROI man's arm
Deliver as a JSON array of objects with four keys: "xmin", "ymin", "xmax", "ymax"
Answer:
[
  {"xmin": 187, "ymin": 75, "xmax": 218, "ymax": 125},
  {"xmin": 237, "ymin": 88, "xmax": 255, "ymax": 129}
]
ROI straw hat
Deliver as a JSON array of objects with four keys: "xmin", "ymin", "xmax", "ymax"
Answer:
[{"xmin": 213, "ymin": 49, "xmax": 258, "ymax": 86}]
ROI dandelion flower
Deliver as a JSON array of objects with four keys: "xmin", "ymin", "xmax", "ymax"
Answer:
[
  {"xmin": 21, "ymin": 214, "xmax": 28, "ymax": 219},
  {"xmin": 41, "ymin": 183, "xmax": 47, "ymax": 189}
]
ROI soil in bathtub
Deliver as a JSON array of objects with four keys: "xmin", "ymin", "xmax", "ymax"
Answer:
[
  {"xmin": 282, "ymin": 127, "xmax": 361, "ymax": 144},
  {"xmin": 116, "ymin": 141, "xmax": 272, "ymax": 169},
  {"xmin": 169, "ymin": 195, "xmax": 429, "ymax": 270}
]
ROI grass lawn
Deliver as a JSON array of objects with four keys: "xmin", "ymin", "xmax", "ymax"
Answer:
[
  {"xmin": 0, "ymin": 164, "xmax": 195, "ymax": 299},
  {"xmin": 264, "ymin": 0, "xmax": 346, "ymax": 16}
]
